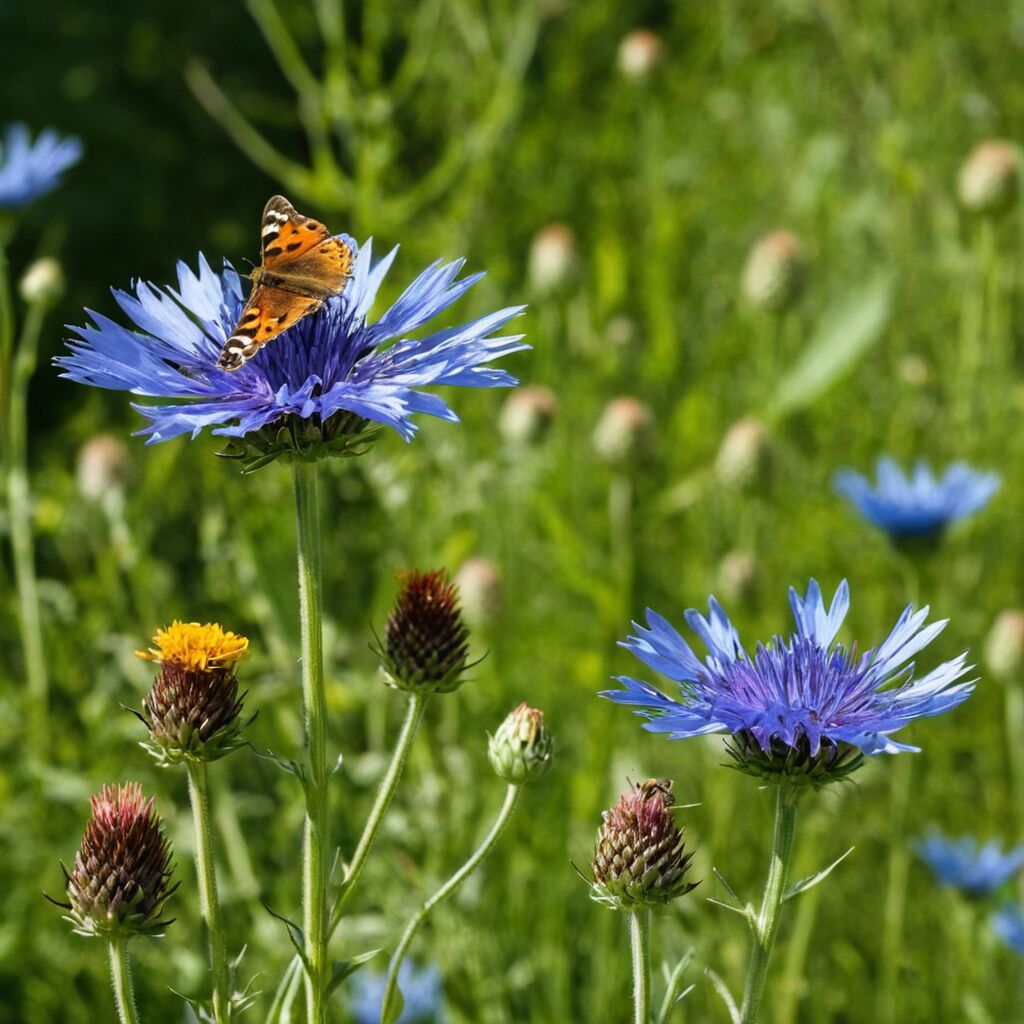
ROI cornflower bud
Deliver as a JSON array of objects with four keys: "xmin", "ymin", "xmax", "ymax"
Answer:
[
  {"xmin": 76, "ymin": 434, "xmax": 130, "ymax": 502},
  {"xmin": 499, "ymin": 384, "xmax": 559, "ymax": 446},
  {"xmin": 454, "ymin": 557, "xmax": 502, "ymax": 630},
  {"xmin": 528, "ymin": 223, "xmax": 577, "ymax": 293},
  {"xmin": 958, "ymin": 140, "xmax": 1020, "ymax": 216},
  {"xmin": 985, "ymin": 610, "xmax": 1024, "ymax": 683},
  {"xmin": 617, "ymin": 29, "xmax": 664, "ymax": 80},
  {"xmin": 588, "ymin": 779, "xmax": 698, "ymax": 910},
  {"xmin": 488, "ymin": 703, "xmax": 553, "ymax": 784},
  {"xmin": 134, "ymin": 621, "xmax": 250, "ymax": 765},
  {"xmin": 593, "ymin": 396, "xmax": 654, "ymax": 466},
  {"xmin": 377, "ymin": 570, "xmax": 470, "ymax": 694},
  {"xmin": 715, "ymin": 417, "xmax": 771, "ymax": 491},
  {"xmin": 49, "ymin": 782, "xmax": 177, "ymax": 938},
  {"xmin": 19, "ymin": 256, "xmax": 64, "ymax": 307},
  {"xmin": 742, "ymin": 230, "xmax": 806, "ymax": 314}
]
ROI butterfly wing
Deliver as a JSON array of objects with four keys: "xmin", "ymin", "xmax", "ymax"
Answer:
[
  {"xmin": 216, "ymin": 286, "xmax": 321, "ymax": 372},
  {"xmin": 217, "ymin": 196, "xmax": 353, "ymax": 371},
  {"xmin": 260, "ymin": 195, "xmax": 353, "ymax": 297}
]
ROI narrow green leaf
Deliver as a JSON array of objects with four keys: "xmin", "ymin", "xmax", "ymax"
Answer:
[
  {"xmin": 770, "ymin": 273, "xmax": 895, "ymax": 418},
  {"xmin": 784, "ymin": 846, "xmax": 855, "ymax": 902}
]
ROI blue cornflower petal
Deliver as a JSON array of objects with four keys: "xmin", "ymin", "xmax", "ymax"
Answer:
[
  {"xmin": 348, "ymin": 962, "xmax": 444, "ymax": 1024},
  {"xmin": 918, "ymin": 834, "xmax": 1024, "ymax": 897},
  {"xmin": 835, "ymin": 457, "xmax": 999, "ymax": 540},
  {"xmin": 602, "ymin": 579, "xmax": 974, "ymax": 758},
  {"xmin": 992, "ymin": 903, "xmax": 1024, "ymax": 955},
  {"xmin": 0, "ymin": 124, "xmax": 82, "ymax": 209},
  {"xmin": 57, "ymin": 240, "xmax": 527, "ymax": 446}
]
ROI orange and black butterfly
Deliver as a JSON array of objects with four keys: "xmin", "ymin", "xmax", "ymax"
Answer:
[{"xmin": 217, "ymin": 196, "xmax": 354, "ymax": 372}]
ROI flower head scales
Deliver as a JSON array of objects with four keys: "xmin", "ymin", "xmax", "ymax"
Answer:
[
  {"xmin": 917, "ymin": 833, "xmax": 1024, "ymax": 898},
  {"xmin": 0, "ymin": 124, "xmax": 82, "ymax": 210},
  {"xmin": 602, "ymin": 579, "xmax": 974, "ymax": 781},
  {"xmin": 57, "ymin": 240, "xmax": 526, "ymax": 466},
  {"xmin": 835, "ymin": 457, "xmax": 999, "ymax": 542}
]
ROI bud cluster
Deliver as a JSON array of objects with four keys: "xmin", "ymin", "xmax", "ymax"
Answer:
[
  {"xmin": 588, "ymin": 779, "xmax": 697, "ymax": 910},
  {"xmin": 52, "ymin": 782, "xmax": 177, "ymax": 939},
  {"xmin": 134, "ymin": 621, "xmax": 250, "ymax": 765},
  {"xmin": 488, "ymin": 703, "xmax": 553, "ymax": 784},
  {"xmin": 377, "ymin": 570, "xmax": 471, "ymax": 694}
]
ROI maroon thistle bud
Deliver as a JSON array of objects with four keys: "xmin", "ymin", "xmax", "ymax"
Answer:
[
  {"xmin": 50, "ymin": 782, "xmax": 177, "ymax": 938},
  {"xmin": 589, "ymin": 779, "xmax": 698, "ymax": 910},
  {"xmin": 134, "ymin": 621, "xmax": 250, "ymax": 765},
  {"xmin": 377, "ymin": 570, "xmax": 471, "ymax": 694}
]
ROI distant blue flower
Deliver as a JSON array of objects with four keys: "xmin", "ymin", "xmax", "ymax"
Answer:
[
  {"xmin": 917, "ymin": 833, "xmax": 1024, "ymax": 897},
  {"xmin": 349, "ymin": 962, "xmax": 443, "ymax": 1024},
  {"xmin": 992, "ymin": 903, "xmax": 1024, "ymax": 955},
  {"xmin": 57, "ymin": 243, "xmax": 526, "ymax": 448},
  {"xmin": 602, "ymin": 580, "xmax": 974, "ymax": 770},
  {"xmin": 0, "ymin": 124, "xmax": 82, "ymax": 210},
  {"xmin": 835, "ymin": 457, "xmax": 999, "ymax": 541}
]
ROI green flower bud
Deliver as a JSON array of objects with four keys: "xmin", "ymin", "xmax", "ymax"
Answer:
[
  {"xmin": 488, "ymin": 703, "xmax": 553, "ymax": 784},
  {"xmin": 958, "ymin": 140, "xmax": 1020, "ymax": 216},
  {"xmin": 593, "ymin": 397, "xmax": 654, "ymax": 466},
  {"xmin": 985, "ymin": 610, "xmax": 1024, "ymax": 683},
  {"xmin": 19, "ymin": 256, "xmax": 64, "ymax": 307},
  {"xmin": 742, "ymin": 230, "xmax": 806, "ymax": 314},
  {"xmin": 499, "ymin": 385, "xmax": 559, "ymax": 446},
  {"xmin": 715, "ymin": 417, "xmax": 771, "ymax": 491}
]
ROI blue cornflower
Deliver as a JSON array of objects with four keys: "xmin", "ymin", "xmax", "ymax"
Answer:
[
  {"xmin": 349, "ymin": 962, "xmax": 444, "ymax": 1024},
  {"xmin": 992, "ymin": 903, "xmax": 1024, "ymax": 955},
  {"xmin": 834, "ymin": 457, "xmax": 999, "ymax": 541},
  {"xmin": 602, "ymin": 579, "xmax": 974, "ymax": 783},
  {"xmin": 917, "ymin": 833, "xmax": 1024, "ymax": 898},
  {"xmin": 57, "ymin": 242, "xmax": 526, "ymax": 467},
  {"xmin": 0, "ymin": 124, "xmax": 82, "ymax": 210}
]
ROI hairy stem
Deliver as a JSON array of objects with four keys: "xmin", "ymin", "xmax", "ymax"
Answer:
[
  {"xmin": 739, "ymin": 786, "xmax": 799, "ymax": 1024},
  {"xmin": 629, "ymin": 910, "xmax": 652, "ymax": 1024},
  {"xmin": 294, "ymin": 462, "xmax": 328, "ymax": 1024},
  {"xmin": 379, "ymin": 784, "xmax": 521, "ymax": 1023},
  {"xmin": 107, "ymin": 937, "xmax": 142, "ymax": 1024},
  {"xmin": 186, "ymin": 761, "xmax": 231, "ymax": 1023}
]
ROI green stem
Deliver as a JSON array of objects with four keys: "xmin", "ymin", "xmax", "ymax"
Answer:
[
  {"xmin": 107, "ymin": 937, "xmax": 142, "ymax": 1024},
  {"xmin": 6, "ymin": 299, "xmax": 49, "ymax": 744},
  {"xmin": 329, "ymin": 692, "xmax": 429, "ymax": 936},
  {"xmin": 739, "ymin": 786, "xmax": 799, "ymax": 1024},
  {"xmin": 186, "ymin": 761, "xmax": 231, "ymax": 1024},
  {"xmin": 379, "ymin": 784, "xmax": 521, "ymax": 1023},
  {"xmin": 0, "ymin": 236, "xmax": 14, "ymax": 447},
  {"xmin": 877, "ymin": 755, "xmax": 913, "ymax": 1024},
  {"xmin": 629, "ymin": 910, "xmax": 652, "ymax": 1024},
  {"xmin": 294, "ymin": 462, "xmax": 328, "ymax": 1024}
]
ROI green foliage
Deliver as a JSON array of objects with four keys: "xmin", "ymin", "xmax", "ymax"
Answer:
[{"xmin": 3, "ymin": 1, "xmax": 1024, "ymax": 1022}]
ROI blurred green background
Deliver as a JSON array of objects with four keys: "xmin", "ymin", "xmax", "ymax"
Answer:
[{"xmin": 3, "ymin": 0, "xmax": 1024, "ymax": 1021}]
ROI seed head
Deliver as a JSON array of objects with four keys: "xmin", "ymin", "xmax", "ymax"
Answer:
[
  {"xmin": 50, "ymin": 782, "xmax": 177, "ymax": 939},
  {"xmin": 377, "ymin": 570, "xmax": 470, "ymax": 694},
  {"xmin": 958, "ymin": 140, "xmax": 1020, "ymax": 216},
  {"xmin": 588, "ymin": 779, "xmax": 698, "ymax": 910},
  {"xmin": 134, "ymin": 621, "xmax": 250, "ymax": 764},
  {"xmin": 742, "ymin": 230, "xmax": 806, "ymax": 314},
  {"xmin": 488, "ymin": 703, "xmax": 553, "ymax": 784}
]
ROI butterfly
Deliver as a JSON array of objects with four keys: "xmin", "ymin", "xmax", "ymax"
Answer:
[{"xmin": 217, "ymin": 195, "xmax": 354, "ymax": 372}]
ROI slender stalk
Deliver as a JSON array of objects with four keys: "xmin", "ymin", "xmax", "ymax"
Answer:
[
  {"xmin": 107, "ymin": 937, "xmax": 142, "ymax": 1024},
  {"xmin": 1006, "ymin": 681, "xmax": 1024, "ymax": 840},
  {"xmin": 186, "ymin": 761, "xmax": 231, "ymax": 1024},
  {"xmin": 329, "ymin": 692, "xmax": 429, "ymax": 936},
  {"xmin": 739, "ymin": 786, "xmax": 799, "ymax": 1024},
  {"xmin": 379, "ymin": 784, "xmax": 521, "ymax": 1023},
  {"xmin": 629, "ymin": 910, "xmax": 652, "ymax": 1024},
  {"xmin": 6, "ymin": 299, "xmax": 48, "ymax": 743},
  {"xmin": 877, "ymin": 755, "xmax": 912, "ymax": 1024},
  {"xmin": 294, "ymin": 462, "xmax": 328, "ymax": 1024}
]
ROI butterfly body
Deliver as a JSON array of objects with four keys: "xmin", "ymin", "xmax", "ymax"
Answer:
[{"xmin": 217, "ymin": 195, "xmax": 353, "ymax": 372}]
